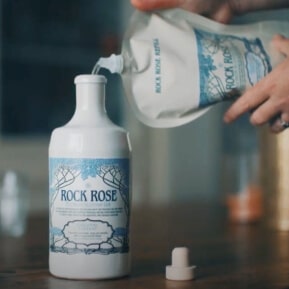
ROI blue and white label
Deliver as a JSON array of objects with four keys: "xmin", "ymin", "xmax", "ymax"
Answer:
[
  {"xmin": 195, "ymin": 29, "xmax": 272, "ymax": 107},
  {"xmin": 49, "ymin": 158, "xmax": 130, "ymax": 255}
]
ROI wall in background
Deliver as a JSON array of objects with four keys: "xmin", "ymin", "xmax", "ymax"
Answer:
[{"xmin": 0, "ymin": 4, "xmax": 288, "ymax": 215}]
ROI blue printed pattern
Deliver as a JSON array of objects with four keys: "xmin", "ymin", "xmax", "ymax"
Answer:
[
  {"xmin": 49, "ymin": 158, "xmax": 130, "ymax": 255},
  {"xmin": 195, "ymin": 29, "xmax": 271, "ymax": 107}
]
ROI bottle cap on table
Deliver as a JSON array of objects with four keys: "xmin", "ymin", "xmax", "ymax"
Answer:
[{"xmin": 166, "ymin": 247, "xmax": 196, "ymax": 281}]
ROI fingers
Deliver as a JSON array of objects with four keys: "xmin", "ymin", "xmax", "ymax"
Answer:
[
  {"xmin": 272, "ymin": 34, "xmax": 289, "ymax": 56},
  {"xmin": 130, "ymin": 0, "xmax": 234, "ymax": 23},
  {"xmin": 270, "ymin": 112, "xmax": 289, "ymax": 133},
  {"xmin": 130, "ymin": 0, "xmax": 182, "ymax": 11},
  {"xmin": 223, "ymin": 80, "xmax": 270, "ymax": 123},
  {"xmin": 209, "ymin": 2, "xmax": 233, "ymax": 24},
  {"xmin": 249, "ymin": 98, "xmax": 278, "ymax": 126},
  {"xmin": 224, "ymin": 43, "xmax": 289, "ymax": 134}
]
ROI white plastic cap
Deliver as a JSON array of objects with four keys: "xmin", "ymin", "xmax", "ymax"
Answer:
[
  {"xmin": 97, "ymin": 54, "xmax": 123, "ymax": 74},
  {"xmin": 166, "ymin": 247, "xmax": 196, "ymax": 281}
]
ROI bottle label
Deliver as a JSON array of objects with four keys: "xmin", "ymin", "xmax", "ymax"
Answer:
[
  {"xmin": 195, "ymin": 29, "xmax": 271, "ymax": 107},
  {"xmin": 49, "ymin": 157, "xmax": 130, "ymax": 255}
]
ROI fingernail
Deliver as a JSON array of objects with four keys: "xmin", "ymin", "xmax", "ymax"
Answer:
[
  {"xmin": 223, "ymin": 115, "xmax": 230, "ymax": 123},
  {"xmin": 272, "ymin": 34, "xmax": 285, "ymax": 43}
]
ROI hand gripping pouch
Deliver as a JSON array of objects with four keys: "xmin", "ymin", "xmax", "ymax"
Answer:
[{"xmin": 96, "ymin": 9, "xmax": 289, "ymax": 128}]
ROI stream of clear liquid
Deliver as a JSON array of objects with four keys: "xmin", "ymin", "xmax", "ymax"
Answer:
[{"xmin": 91, "ymin": 62, "xmax": 101, "ymax": 74}]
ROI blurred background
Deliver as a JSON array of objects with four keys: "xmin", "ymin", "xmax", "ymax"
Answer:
[{"xmin": 0, "ymin": 0, "xmax": 288, "ymax": 219}]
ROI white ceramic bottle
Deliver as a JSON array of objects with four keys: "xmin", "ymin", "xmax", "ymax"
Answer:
[{"xmin": 49, "ymin": 74, "xmax": 131, "ymax": 279}]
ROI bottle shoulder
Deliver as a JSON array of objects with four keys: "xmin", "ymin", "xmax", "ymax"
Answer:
[
  {"xmin": 49, "ymin": 124, "xmax": 131, "ymax": 158},
  {"xmin": 51, "ymin": 121, "xmax": 127, "ymax": 134}
]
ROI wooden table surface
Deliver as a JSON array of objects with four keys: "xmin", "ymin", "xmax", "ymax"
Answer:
[{"xmin": 1, "ymin": 203, "xmax": 289, "ymax": 289}]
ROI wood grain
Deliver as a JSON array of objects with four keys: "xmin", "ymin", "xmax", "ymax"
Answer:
[{"xmin": 1, "ymin": 203, "xmax": 289, "ymax": 289}]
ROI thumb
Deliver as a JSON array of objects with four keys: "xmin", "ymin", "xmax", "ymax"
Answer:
[
  {"xmin": 131, "ymin": 0, "xmax": 182, "ymax": 11},
  {"xmin": 272, "ymin": 34, "xmax": 289, "ymax": 57}
]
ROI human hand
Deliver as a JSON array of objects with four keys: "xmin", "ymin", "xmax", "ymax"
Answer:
[
  {"xmin": 224, "ymin": 35, "xmax": 289, "ymax": 133},
  {"xmin": 130, "ymin": 0, "xmax": 235, "ymax": 23},
  {"xmin": 131, "ymin": 0, "xmax": 289, "ymax": 23}
]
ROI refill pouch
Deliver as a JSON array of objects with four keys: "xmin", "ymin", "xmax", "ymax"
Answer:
[{"xmin": 96, "ymin": 9, "xmax": 289, "ymax": 128}]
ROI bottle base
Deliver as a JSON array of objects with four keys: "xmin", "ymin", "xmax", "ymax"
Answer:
[{"xmin": 49, "ymin": 252, "xmax": 130, "ymax": 280}]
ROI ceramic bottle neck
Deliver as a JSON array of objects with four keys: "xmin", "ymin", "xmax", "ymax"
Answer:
[{"xmin": 69, "ymin": 75, "xmax": 110, "ymax": 126}]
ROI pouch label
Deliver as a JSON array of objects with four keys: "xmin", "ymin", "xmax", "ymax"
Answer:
[{"xmin": 195, "ymin": 29, "xmax": 271, "ymax": 107}]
